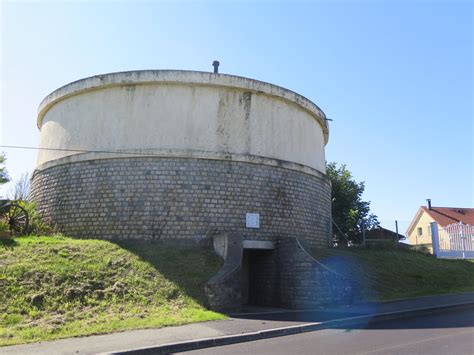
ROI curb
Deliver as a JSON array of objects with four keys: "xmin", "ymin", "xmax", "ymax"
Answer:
[{"xmin": 106, "ymin": 301, "xmax": 474, "ymax": 354}]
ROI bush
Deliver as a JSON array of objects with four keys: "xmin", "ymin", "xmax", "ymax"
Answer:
[
  {"xmin": 408, "ymin": 244, "xmax": 432, "ymax": 255},
  {"xmin": 365, "ymin": 240, "xmax": 400, "ymax": 250},
  {"xmin": 361, "ymin": 241, "xmax": 432, "ymax": 255},
  {"xmin": 0, "ymin": 219, "xmax": 9, "ymax": 232},
  {"xmin": 17, "ymin": 201, "xmax": 56, "ymax": 235}
]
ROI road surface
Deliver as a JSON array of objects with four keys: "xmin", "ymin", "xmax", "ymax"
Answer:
[{"xmin": 179, "ymin": 307, "xmax": 474, "ymax": 354}]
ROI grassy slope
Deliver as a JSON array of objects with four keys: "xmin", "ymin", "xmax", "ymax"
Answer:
[
  {"xmin": 0, "ymin": 235, "xmax": 224, "ymax": 346},
  {"xmin": 312, "ymin": 247, "xmax": 474, "ymax": 301}
]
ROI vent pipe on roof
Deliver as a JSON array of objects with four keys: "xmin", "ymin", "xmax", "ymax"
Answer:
[
  {"xmin": 427, "ymin": 199, "xmax": 432, "ymax": 210},
  {"xmin": 212, "ymin": 60, "xmax": 220, "ymax": 74}
]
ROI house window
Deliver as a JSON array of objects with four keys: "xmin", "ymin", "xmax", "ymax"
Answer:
[{"xmin": 417, "ymin": 227, "xmax": 423, "ymax": 236}]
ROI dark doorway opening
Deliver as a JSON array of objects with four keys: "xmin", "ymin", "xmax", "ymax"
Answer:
[{"xmin": 241, "ymin": 249, "xmax": 277, "ymax": 306}]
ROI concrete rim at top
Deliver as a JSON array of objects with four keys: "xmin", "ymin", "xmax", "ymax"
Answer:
[{"xmin": 37, "ymin": 70, "xmax": 329, "ymax": 144}]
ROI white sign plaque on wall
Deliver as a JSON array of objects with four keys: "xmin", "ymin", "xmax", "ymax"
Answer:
[{"xmin": 246, "ymin": 213, "xmax": 260, "ymax": 229}]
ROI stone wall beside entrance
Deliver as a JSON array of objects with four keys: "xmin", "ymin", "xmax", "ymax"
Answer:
[{"xmin": 206, "ymin": 234, "xmax": 353, "ymax": 311}]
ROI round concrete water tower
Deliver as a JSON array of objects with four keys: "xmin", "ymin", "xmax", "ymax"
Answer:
[{"xmin": 30, "ymin": 70, "xmax": 331, "ymax": 248}]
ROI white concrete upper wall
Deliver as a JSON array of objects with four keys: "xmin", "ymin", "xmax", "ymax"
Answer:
[{"xmin": 36, "ymin": 70, "xmax": 329, "ymax": 173}]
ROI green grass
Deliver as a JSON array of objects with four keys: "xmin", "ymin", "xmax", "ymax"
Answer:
[
  {"xmin": 0, "ymin": 235, "xmax": 225, "ymax": 346},
  {"xmin": 312, "ymin": 246, "xmax": 474, "ymax": 301}
]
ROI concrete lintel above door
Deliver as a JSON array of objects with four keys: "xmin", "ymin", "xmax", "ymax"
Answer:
[{"xmin": 243, "ymin": 240, "xmax": 275, "ymax": 250}]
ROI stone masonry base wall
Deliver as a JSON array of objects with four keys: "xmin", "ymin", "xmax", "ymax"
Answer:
[{"xmin": 30, "ymin": 157, "xmax": 331, "ymax": 248}]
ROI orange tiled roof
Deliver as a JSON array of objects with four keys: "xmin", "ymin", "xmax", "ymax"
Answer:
[{"xmin": 422, "ymin": 206, "xmax": 474, "ymax": 227}]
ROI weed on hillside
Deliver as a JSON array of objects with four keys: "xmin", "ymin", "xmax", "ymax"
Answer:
[{"xmin": 0, "ymin": 235, "xmax": 224, "ymax": 346}]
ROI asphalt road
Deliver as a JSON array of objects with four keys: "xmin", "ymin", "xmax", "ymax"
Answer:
[{"xmin": 178, "ymin": 307, "xmax": 474, "ymax": 355}]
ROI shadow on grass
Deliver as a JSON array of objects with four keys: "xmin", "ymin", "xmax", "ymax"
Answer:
[
  {"xmin": 0, "ymin": 237, "xmax": 18, "ymax": 249},
  {"xmin": 114, "ymin": 240, "xmax": 223, "ymax": 307}
]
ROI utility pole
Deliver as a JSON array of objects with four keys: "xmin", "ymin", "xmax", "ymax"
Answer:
[{"xmin": 395, "ymin": 220, "xmax": 399, "ymax": 243}]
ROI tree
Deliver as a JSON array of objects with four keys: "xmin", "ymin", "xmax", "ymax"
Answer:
[
  {"xmin": 0, "ymin": 153, "xmax": 9, "ymax": 185},
  {"xmin": 326, "ymin": 162, "xmax": 379, "ymax": 244},
  {"xmin": 9, "ymin": 172, "xmax": 30, "ymax": 201}
]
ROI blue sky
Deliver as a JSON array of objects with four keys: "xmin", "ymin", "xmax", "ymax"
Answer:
[{"xmin": 1, "ymin": 0, "xmax": 472, "ymax": 234}]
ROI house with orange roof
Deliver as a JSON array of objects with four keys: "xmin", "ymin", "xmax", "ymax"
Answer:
[{"xmin": 406, "ymin": 199, "xmax": 474, "ymax": 253}]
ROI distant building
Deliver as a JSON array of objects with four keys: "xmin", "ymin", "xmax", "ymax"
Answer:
[
  {"xmin": 406, "ymin": 200, "xmax": 474, "ymax": 252},
  {"xmin": 361, "ymin": 227, "xmax": 405, "ymax": 242}
]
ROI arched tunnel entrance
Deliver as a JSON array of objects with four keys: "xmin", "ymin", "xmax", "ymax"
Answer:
[{"xmin": 241, "ymin": 240, "xmax": 278, "ymax": 307}]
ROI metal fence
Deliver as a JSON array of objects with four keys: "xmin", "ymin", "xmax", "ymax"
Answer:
[{"xmin": 431, "ymin": 222, "xmax": 474, "ymax": 259}]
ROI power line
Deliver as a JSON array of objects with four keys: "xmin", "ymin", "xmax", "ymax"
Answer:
[{"xmin": 0, "ymin": 145, "xmax": 171, "ymax": 157}]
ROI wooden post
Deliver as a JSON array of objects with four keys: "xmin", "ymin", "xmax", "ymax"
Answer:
[
  {"xmin": 395, "ymin": 220, "xmax": 399, "ymax": 243},
  {"xmin": 460, "ymin": 222, "xmax": 466, "ymax": 260},
  {"xmin": 430, "ymin": 222, "xmax": 440, "ymax": 257}
]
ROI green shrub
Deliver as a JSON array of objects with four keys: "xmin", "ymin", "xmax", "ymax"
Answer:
[
  {"xmin": 17, "ymin": 201, "xmax": 56, "ymax": 235},
  {"xmin": 364, "ymin": 240, "xmax": 400, "ymax": 250},
  {"xmin": 408, "ymin": 244, "xmax": 432, "ymax": 255},
  {"xmin": 0, "ymin": 219, "xmax": 8, "ymax": 232}
]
